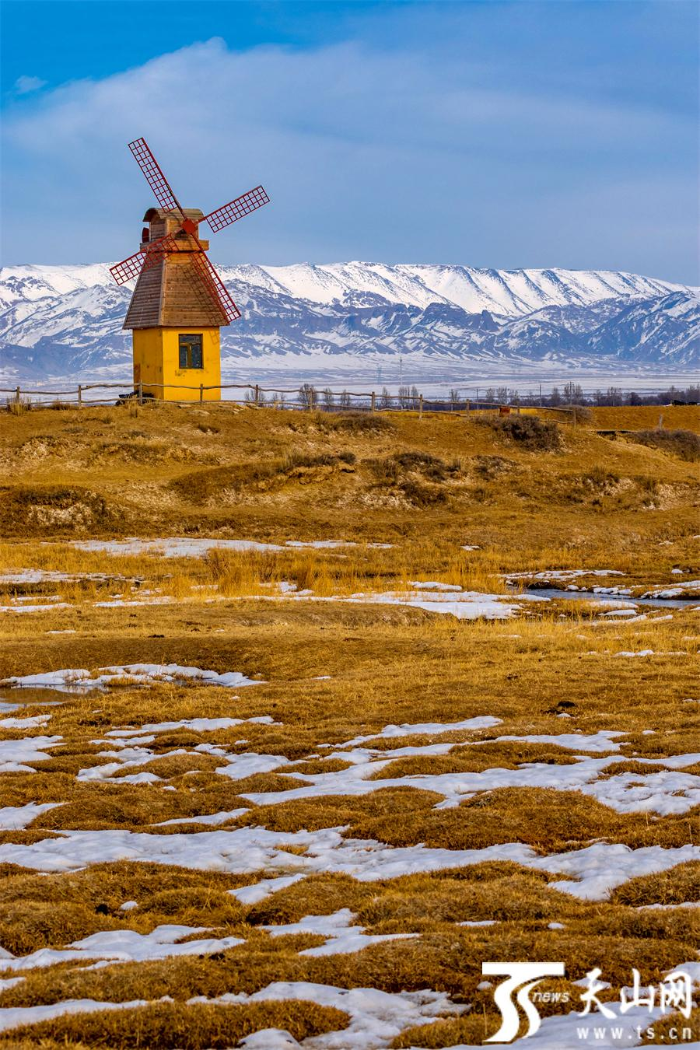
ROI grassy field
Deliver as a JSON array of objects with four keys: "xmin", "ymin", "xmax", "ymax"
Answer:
[{"xmin": 0, "ymin": 403, "xmax": 698, "ymax": 1048}]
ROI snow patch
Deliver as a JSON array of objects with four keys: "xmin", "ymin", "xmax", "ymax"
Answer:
[
  {"xmin": 2, "ymin": 664, "xmax": 261, "ymax": 691},
  {"xmin": 0, "ymin": 827, "xmax": 697, "ymax": 899},
  {"xmin": 0, "ymin": 925, "xmax": 244, "ymax": 973}
]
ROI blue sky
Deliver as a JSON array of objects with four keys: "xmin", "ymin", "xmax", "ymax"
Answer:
[{"xmin": 1, "ymin": 0, "xmax": 697, "ymax": 281}]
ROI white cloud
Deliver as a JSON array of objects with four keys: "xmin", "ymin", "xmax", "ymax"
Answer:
[
  {"xmin": 2, "ymin": 36, "xmax": 697, "ymax": 280},
  {"xmin": 14, "ymin": 75, "xmax": 47, "ymax": 95}
]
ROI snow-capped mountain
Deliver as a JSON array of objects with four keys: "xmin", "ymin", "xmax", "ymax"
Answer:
[
  {"xmin": 0, "ymin": 262, "xmax": 697, "ymax": 383},
  {"xmin": 251, "ymin": 262, "xmax": 681, "ymax": 315}
]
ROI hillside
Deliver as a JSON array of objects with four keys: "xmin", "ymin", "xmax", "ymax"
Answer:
[
  {"xmin": 1, "ymin": 262, "xmax": 698, "ymax": 383},
  {"xmin": 1, "ymin": 402, "xmax": 698, "ymax": 554}
]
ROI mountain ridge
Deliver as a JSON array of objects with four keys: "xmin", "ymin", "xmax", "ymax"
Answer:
[{"xmin": 1, "ymin": 262, "xmax": 697, "ymax": 382}]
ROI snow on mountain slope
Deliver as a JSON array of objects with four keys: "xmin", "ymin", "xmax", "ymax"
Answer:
[
  {"xmin": 241, "ymin": 262, "xmax": 448, "ymax": 310},
  {"xmin": 587, "ymin": 291, "xmax": 700, "ymax": 362},
  {"xmin": 0, "ymin": 284, "xmax": 131, "ymax": 350},
  {"xmin": 236, "ymin": 262, "xmax": 687, "ymax": 316},
  {"xmin": 0, "ymin": 264, "xmax": 117, "ymax": 312},
  {"xmin": 0, "ymin": 262, "xmax": 697, "ymax": 382}
]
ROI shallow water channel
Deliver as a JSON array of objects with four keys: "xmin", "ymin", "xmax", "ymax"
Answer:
[{"xmin": 522, "ymin": 587, "xmax": 696, "ymax": 609}]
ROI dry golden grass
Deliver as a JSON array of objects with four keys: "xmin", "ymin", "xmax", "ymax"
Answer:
[
  {"xmin": 591, "ymin": 405, "xmax": 699, "ymax": 432},
  {"xmin": 0, "ymin": 404, "xmax": 698, "ymax": 1044},
  {"xmin": 1, "ymin": 1000, "xmax": 349, "ymax": 1048},
  {"xmin": 0, "ymin": 404, "xmax": 697, "ymax": 571}
]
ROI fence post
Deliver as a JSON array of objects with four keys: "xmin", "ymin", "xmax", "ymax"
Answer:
[
  {"xmin": 138, "ymin": 381, "xmax": 143, "ymax": 405},
  {"xmin": 15, "ymin": 386, "xmax": 20, "ymax": 407},
  {"xmin": 466, "ymin": 399, "xmax": 470, "ymax": 414},
  {"xmin": 254, "ymin": 384, "xmax": 260, "ymax": 407},
  {"xmin": 419, "ymin": 394, "xmax": 423, "ymax": 419},
  {"xmin": 78, "ymin": 385, "xmax": 82, "ymax": 409},
  {"xmin": 308, "ymin": 388, "xmax": 314, "ymax": 411},
  {"xmin": 370, "ymin": 391, "xmax": 376, "ymax": 412}
]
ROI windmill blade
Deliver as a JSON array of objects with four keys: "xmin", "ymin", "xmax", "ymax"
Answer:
[
  {"xmin": 128, "ymin": 138, "xmax": 185, "ymax": 218},
  {"xmin": 109, "ymin": 234, "xmax": 180, "ymax": 285},
  {"xmin": 110, "ymin": 250, "xmax": 147, "ymax": 286},
  {"xmin": 141, "ymin": 234, "xmax": 181, "ymax": 272},
  {"xmin": 203, "ymin": 186, "xmax": 270, "ymax": 233},
  {"xmin": 189, "ymin": 250, "xmax": 242, "ymax": 323}
]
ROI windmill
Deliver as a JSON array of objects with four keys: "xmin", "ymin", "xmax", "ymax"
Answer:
[{"xmin": 111, "ymin": 137, "xmax": 269, "ymax": 400}]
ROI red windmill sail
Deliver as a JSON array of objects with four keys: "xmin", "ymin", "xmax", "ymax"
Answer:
[
  {"xmin": 110, "ymin": 234, "xmax": 180, "ymax": 286},
  {"xmin": 203, "ymin": 186, "xmax": 270, "ymax": 233},
  {"xmin": 128, "ymin": 138, "xmax": 186, "ymax": 218}
]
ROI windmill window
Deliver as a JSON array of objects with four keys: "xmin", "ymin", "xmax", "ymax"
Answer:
[{"xmin": 179, "ymin": 334, "xmax": 203, "ymax": 369}]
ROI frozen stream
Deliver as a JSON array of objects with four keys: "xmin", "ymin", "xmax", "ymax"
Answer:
[{"xmin": 521, "ymin": 587, "xmax": 697, "ymax": 609}]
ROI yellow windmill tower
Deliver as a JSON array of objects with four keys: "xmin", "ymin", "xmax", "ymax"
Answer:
[{"xmin": 110, "ymin": 138, "xmax": 269, "ymax": 401}]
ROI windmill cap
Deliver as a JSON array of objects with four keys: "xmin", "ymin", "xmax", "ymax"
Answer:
[{"xmin": 143, "ymin": 207, "xmax": 204, "ymax": 222}]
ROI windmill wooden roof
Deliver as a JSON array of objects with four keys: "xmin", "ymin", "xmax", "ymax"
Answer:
[
  {"xmin": 143, "ymin": 207, "xmax": 204, "ymax": 224},
  {"xmin": 124, "ymin": 253, "xmax": 229, "ymax": 329}
]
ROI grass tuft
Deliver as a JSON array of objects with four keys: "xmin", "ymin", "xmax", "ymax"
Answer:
[
  {"xmin": 476, "ymin": 414, "xmax": 561, "ymax": 450},
  {"xmin": 627, "ymin": 428, "xmax": 700, "ymax": 462}
]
